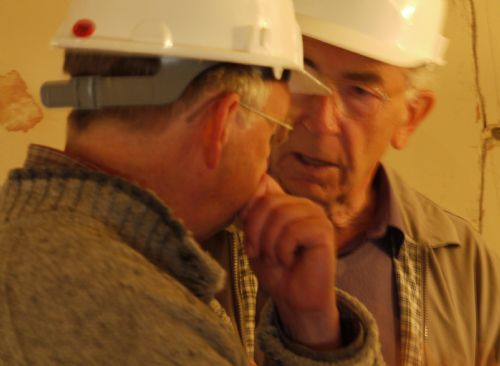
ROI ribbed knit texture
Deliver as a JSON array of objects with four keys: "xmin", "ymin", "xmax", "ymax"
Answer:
[
  {"xmin": 0, "ymin": 167, "xmax": 224, "ymax": 302},
  {"xmin": 0, "ymin": 165, "xmax": 249, "ymax": 366},
  {"xmin": 257, "ymin": 289, "xmax": 383, "ymax": 366}
]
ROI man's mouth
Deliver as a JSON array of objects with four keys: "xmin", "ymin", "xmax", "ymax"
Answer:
[{"xmin": 295, "ymin": 153, "xmax": 336, "ymax": 167}]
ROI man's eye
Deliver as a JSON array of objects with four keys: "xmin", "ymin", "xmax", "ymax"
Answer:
[
  {"xmin": 345, "ymin": 84, "xmax": 378, "ymax": 98},
  {"xmin": 339, "ymin": 84, "xmax": 384, "ymax": 118}
]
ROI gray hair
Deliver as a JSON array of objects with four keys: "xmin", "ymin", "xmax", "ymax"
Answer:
[
  {"xmin": 405, "ymin": 64, "xmax": 436, "ymax": 100},
  {"xmin": 178, "ymin": 63, "xmax": 270, "ymax": 130}
]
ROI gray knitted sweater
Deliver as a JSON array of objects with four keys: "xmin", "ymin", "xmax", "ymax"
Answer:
[{"xmin": 0, "ymin": 146, "xmax": 381, "ymax": 365}]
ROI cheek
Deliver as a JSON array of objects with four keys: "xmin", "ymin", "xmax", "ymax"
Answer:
[
  {"xmin": 270, "ymin": 126, "xmax": 290, "ymax": 147},
  {"xmin": 251, "ymin": 128, "xmax": 274, "ymax": 168},
  {"xmin": 365, "ymin": 116, "xmax": 403, "ymax": 159},
  {"xmin": 268, "ymin": 133, "xmax": 297, "ymax": 176},
  {"xmin": 340, "ymin": 118, "xmax": 391, "ymax": 169},
  {"xmin": 270, "ymin": 130, "xmax": 288, "ymax": 158}
]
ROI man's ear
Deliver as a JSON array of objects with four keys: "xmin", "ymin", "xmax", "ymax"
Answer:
[
  {"xmin": 202, "ymin": 92, "xmax": 241, "ymax": 169},
  {"xmin": 391, "ymin": 90, "xmax": 435, "ymax": 150}
]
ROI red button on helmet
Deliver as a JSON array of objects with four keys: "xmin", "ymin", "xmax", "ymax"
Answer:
[{"xmin": 72, "ymin": 19, "xmax": 95, "ymax": 38}]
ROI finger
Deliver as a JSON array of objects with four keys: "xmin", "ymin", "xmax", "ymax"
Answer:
[
  {"xmin": 243, "ymin": 193, "xmax": 294, "ymax": 258},
  {"xmin": 258, "ymin": 200, "xmax": 320, "ymax": 264},
  {"xmin": 273, "ymin": 215, "xmax": 334, "ymax": 269},
  {"xmin": 253, "ymin": 222, "xmax": 335, "ymax": 311},
  {"xmin": 270, "ymin": 223, "xmax": 336, "ymax": 310},
  {"xmin": 249, "ymin": 255, "xmax": 283, "ymax": 295},
  {"xmin": 272, "ymin": 223, "xmax": 302, "ymax": 268}
]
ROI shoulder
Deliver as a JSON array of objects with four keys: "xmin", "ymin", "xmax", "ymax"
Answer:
[
  {"xmin": 385, "ymin": 166, "xmax": 486, "ymax": 249},
  {"xmin": 0, "ymin": 212, "xmax": 245, "ymax": 366},
  {"xmin": 385, "ymin": 166, "xmax": 500, "ymax": 283}
]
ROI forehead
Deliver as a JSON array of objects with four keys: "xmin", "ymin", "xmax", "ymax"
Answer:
[{"xmin": 303, "ymin": 36, "xmax": 408, "ymax": 88}]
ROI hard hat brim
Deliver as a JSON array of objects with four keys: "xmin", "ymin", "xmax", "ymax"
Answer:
[
  {"xmin": 289, "ymin": 68, "xmax": 331, "ymax": 95},
  {"xmin": 297, "ymin": 13, "xmax": 447, "ymax": 68}
]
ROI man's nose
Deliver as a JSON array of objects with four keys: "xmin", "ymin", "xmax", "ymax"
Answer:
[{"xmin": 300, "ymin": 95, "xmax": 342, "ymax": 134}]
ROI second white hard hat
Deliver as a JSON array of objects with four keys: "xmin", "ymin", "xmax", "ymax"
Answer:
[{"xmin": 294, "ymin": 0, "xmax": 449, "ymax": 67}]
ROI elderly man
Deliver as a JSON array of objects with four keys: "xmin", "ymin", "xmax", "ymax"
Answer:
[
  {"xmin": 0, "ymin": 0, "xmax": 382, "ymax": 365},
  {"xmin": 211, "ymin": 1, "xmax": 500, "ymax": 365}
]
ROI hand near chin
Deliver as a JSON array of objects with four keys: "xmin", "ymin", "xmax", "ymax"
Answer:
[{"xmin": 241, "ymin": 175, "xmax": 341, "ymax": 350}]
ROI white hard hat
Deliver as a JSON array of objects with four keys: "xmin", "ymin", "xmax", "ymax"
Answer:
[
  {"xmin": 41, "ymin": 0, "xmax": 330, "ymax": 109},
  {"xmin": 294, "ymin": 0, "xmax": 449, "ymax": 67}
]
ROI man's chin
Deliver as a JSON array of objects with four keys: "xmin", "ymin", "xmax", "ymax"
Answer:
[{"xmin": 279, "ymin": 179, "xmax": 342, "ymax": 207}]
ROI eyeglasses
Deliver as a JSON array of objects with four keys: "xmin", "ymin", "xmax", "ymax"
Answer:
[
  {"xmin": 239, "ymin": 102, "xmax": 293, "ymax": 130},
  {"xmin": 293, "ymin": 67, "xmax": 394, "ymax": 121}
]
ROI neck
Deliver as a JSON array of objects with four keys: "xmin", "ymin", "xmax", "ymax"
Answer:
[{"xmin": 327, "ymin": 184, "xmax": 377, "ymax": 250}]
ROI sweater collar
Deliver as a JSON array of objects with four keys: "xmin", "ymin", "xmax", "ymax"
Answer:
[{"xmin": 1, "ymin": 144, "xmax": 225, "ymax": 302}]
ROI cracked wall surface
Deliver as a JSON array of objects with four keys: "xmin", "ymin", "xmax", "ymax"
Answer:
[
  {"xmin": 1, "ymin": 0, "xmax": 499, "ymax": 254},
  {"xmin": 477, "ymin": 0, "xmax": 500, "ymax": 252}
]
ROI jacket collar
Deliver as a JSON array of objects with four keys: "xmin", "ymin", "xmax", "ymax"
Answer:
[{"xmin": 383, "ymin": 165, "xmax": 462, "ymax": 249}]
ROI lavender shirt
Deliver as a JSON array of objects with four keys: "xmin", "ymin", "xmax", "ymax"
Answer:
[{"xmin": 336, "ymin": 166, "xmax": 405, "ymax": 366}]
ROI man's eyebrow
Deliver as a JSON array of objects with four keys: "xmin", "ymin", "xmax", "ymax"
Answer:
[
  {"xmin": 304, "ymin": 56, "xmax": 386, "ymax": 86},
  {"xmin": 304, "ymin": 58, "xmax": 384, "ymax": 84},
  {"xmin": 341, "ymin": 72, "xmax": 383, "ymax": 84}
]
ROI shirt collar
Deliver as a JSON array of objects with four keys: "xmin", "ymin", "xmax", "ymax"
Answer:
[
  {"xmin": 384, "ymin": 165, "xmax": 463, "ymax": 249},
  {"xmin": 366, "ymin": 165, "xmax": 405, "ymax": 248}
]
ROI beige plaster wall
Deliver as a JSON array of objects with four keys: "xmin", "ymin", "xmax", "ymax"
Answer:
[
  {"xmin": 478, "ymin": 0, "xmax": 500, "ymax": 254},
  {"xmin": 1, "ymin": 1, "xmax": 499, "ymax": 254},
  {"xmin": 0, "ymin": 0, "xmax": 68, "ymax": 178}
]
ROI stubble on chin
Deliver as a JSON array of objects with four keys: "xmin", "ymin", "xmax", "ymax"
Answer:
[
  {"xmin": 325, "ymin": 197, "xmax": 356, "ymax": 229},
  {"xmin": 284, "ymin": 177, "xmax": 352, "ymax": 229}
]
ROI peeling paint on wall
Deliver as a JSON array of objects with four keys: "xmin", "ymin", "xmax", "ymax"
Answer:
[{"xmin": 0, "ymin": 70, "xmax": 43, "ymax": 132}]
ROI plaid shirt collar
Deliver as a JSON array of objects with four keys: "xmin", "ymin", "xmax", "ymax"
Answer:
[{"xmin": 366, "ymin": 165, "xmax": 406, "ymax": 247}]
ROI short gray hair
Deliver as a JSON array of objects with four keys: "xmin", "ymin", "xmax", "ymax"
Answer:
[
  {"xmin": 405, "ymin": 64, "xmax": 436, "ymax": 100},
  {"xmin": 178, "ymin": 63, "xmax": 270, "ymax": 129}
]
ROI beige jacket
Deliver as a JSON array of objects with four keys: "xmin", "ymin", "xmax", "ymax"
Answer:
[
  {"xmin": 219, "ymin": 167, "xmax": 500, "ymax": 365},
  {"xmin": 387, "ymin": 168, "xmax": 500, "ymax": 365}
]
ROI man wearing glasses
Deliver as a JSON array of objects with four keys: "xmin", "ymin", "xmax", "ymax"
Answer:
[{"xmin": 213, "ymin": 0, "xmax": 500, "ymax": 365}]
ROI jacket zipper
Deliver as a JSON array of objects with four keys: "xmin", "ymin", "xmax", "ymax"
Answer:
[
  {"xmin": 422, "ymin": 245, "xmax": 428, "ymax": 348},
  {"xmin": 231, "ymin": 233, "xmax": 245, "ymax": 346}
]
